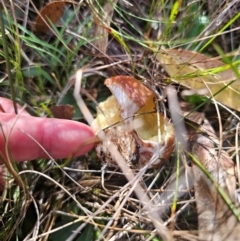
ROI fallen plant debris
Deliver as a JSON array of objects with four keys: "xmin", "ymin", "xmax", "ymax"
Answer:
[
  {"xmin": 88, "ymin": 74, "xmax": 239, "ymax": 240},
  {"xmin": 51, "ymin": 104, "xmax": 75, "ymax": 119},
  {"xmin": 1, "ymin": 1, "xmax": 240, "ymax": 240},
  {"xmin": 158, "ymin": 49, "xmax": 240, "ymax": 111},
  {"xmin": 191, "ymin": 118, "xmax": 239, "ymax": 241},
  {"xmin": 34, "ymin": 1, "xmax": 67, "ymax": 35}
]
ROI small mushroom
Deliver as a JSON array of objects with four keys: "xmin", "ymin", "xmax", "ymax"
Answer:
[
  {"xmin": 92, "ymin": 76, "xmax": 175, "ymax": 168},
  {"xmin": 105, "ymin": 76, "xmax": 153, "ymax": 119}
]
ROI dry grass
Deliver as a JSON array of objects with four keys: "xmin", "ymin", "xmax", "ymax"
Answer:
[{"xmin": 0, "ymin": 0, "xmax": 240, "ymax": 240}]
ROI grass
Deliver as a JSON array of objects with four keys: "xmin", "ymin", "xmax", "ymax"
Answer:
[{"xmin": 0, "ymin": 0, "xmax": 240, "ymax": 240}]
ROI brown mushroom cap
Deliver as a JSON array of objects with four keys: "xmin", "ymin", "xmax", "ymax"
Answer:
[
  {"xmin": 93, "ymin": 76, "xmax": 175, "ymax": 169},
  {"xmin": 105, "ymin": 76, "xmax": 153, "ymax": 119}
]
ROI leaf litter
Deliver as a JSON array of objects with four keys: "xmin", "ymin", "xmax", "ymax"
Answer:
[{"xmin": 2, "ymin": 1, "xmax": 240, "ymax": 241}]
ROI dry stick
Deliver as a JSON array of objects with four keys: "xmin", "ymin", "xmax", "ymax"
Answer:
[
  {"xmin": 104, "ymin": 188, "xmax": 128, "ymax": 240},
  {"xmin": 184, "ymin": 105, "xmax": 238, "ymax": 238},
  {"xmin": 17, "ymin": 130, "xmax": 98, "ymax": 218},
  {"xmin": 71, "ymin": 69, "xmax": 171, "ymax": 241},
  {"xmin": 19, "ymin": 170, "xmax": 98, "ymax": 241},
  {"xmin": 22, "ymin": 194, "xmax": 40, "ymax": 241},
  {"xmin": 202, "ymin": 80, "xmax": 224, "ymax": 165},
  {"xmin": 186, "ymin": 0, "xmax": 238, "ymax": 50},
  {"xmin": 97, "ymin": 162, "xmax": 150, "ymax": 241},
  {"xmin": 65, "ymin": 165, "xmax": 151, "ymax": 241},
  {"xmin": 166, "ymin": 87, "xmax": 188, "ymax": 151},
  {"xmin": 57, "ymin": 60, "xmax": 129, "ymax": 105},
  {"xmin": 102, "ymin": 154, "xmax": 169, "ymax": 240},
  {"xmin": 146, "ymin": 198, "xmax": 196, "ymax": 241},
  {"xmin": 190, "ymin": 140, "xmax": 239, "ymax": 240},
  {"xmin": 89, "ymin": 0, "xmax": 119, "ymax": 54},
  {"xmin": 64, "ymin": 152, "xmax": 149, "ymax": 241},
  {"xmin": 152, "ymin": 86, "xmax": 195, "ymax": 227},
  {"xmin": 166, "ymin": 86, "xmax": 239, "ymax": 240},
  {"xmin": 176, "ymin": 26, "xmax": 240, "ymax": 50},
  {"xmin": 73, "ymin": 69, "xmax": 94, "ymax": 125},
  {"xmin": 96, "ymin": 134, "xmax": 170, "ymax": 241},
  {"xmin": 21, "ymin": 0, "xmax": 30, "ymax": 37},
  {"xmin": 156, "ymin": 165, "xmax": 194, "ymax": 218}
]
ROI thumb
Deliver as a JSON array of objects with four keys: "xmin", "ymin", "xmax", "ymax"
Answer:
[{"xmin": 0, "ymin": 113, "xmax": 95, "ymax": 162}]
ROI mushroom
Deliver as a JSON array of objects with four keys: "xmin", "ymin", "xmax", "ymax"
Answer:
[
  {"xmin": 105, "ymin": 76, "xmax": 153, "ymax": 119},
  {"xmin": 92, "ymin": 76, "xmax": 175, "ymax": 168}
]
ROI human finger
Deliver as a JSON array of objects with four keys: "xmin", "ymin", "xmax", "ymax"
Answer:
[
  {"xmin": 0, "ymin": 113, "xmax": 95, "ymax": 162},
  {"xmin": 0, "ymin": 97, "xmax": 30, "ymax": 115}
]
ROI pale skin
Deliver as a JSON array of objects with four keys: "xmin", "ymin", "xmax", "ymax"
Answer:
[{"xmin": 0, "ymin": 97, "xmax": 95, "ymax": 189}]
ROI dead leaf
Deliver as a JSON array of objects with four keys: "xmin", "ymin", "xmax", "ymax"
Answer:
[
  {"xmin": 191, "ymin": 117, "xmax": 238, "ymax": 241},
  {"xmin": 90, "ymin": 0, "xmax": 118, "ymax": 53},
  {"xmin": 35, "ymin": 1, "xmax": 67, "ymax": 35},
  {"xmin": 157, "ymin": 49, "xmax": 240, "ymax": 111},
  {"xmin": 51, "ymin": 104, "xmax": 75, "ymax": 119}
]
